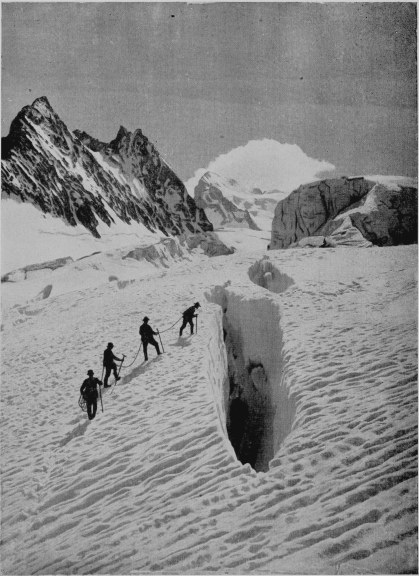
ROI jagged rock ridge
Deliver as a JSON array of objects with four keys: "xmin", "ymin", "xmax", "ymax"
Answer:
[
  {"xmin": 194, "ymin": 171, "xmax": 260, "ymax": 230},
  {"xmin": 2, "ymin": 97, "xmax": 212, "ymax": 238},
  {"xmin": 270, "ymin": 177, "xmax": 418, "ymax": 249}
]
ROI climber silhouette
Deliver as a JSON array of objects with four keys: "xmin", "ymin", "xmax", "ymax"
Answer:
[
  {"xmin": 103, "ymin": 342, "xmax": 122, "ymax": 387},
  {"xmin": 139, "ymin": 316, "xmax": 161, "ymax": 361},
  {"xmin": 80, "ymin": 370, "xmax": 102, "ymax": 420},
  {"xmin": 179, "ymin": 302, "xmax": 200, "ymax": 336}
]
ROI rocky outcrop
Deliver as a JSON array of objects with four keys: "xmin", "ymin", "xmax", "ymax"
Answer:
[
  {"xmin": 194, "ymin": 172, "xmax": 260, "ymax": 230},
  {"xmin": 1, "ymin": 256, "xmax": 74, "ymax": 282},
  {"xmin": 270, "ymin": 177, "xmax": 417, "ymax": 249},
  {"xmin": 180, "ymin": 232, "xmax": 235, "ymax": 257},
  {"xmin": 2, "ymin": 97, "xmax": 212, "ymax": 239}
]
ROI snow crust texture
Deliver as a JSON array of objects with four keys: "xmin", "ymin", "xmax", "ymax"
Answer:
[
  {"xmin": 270, "ymin": 176, "xmax": 418, "ymax": 249},
  {"xmin": 1, "ymin": 97, "xmax": 211, "ymax": 239},
  {"xmin": 1, "ymin": 245, "xmax": 417, "ymax": 574}
]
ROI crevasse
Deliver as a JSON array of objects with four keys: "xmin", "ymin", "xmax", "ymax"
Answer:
[{"xmin": 207, "ymin": 274, "xmax": 296, "ymax": 472}]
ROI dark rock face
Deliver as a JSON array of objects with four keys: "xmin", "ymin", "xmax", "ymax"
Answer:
[
  {"xmin": 348, "ymin": 185, "xmax": 418, "ymax": 246},
  {"xmin": 180, "ymin": 232, "xmax": 235, "ymax": 257},
  {"xmin": 270, "ymin": 177, "xmax": 418, "ymax": 249},
  {"xmin": 2, "ymin": 97, "xmax": 212, "ymax": 238}
]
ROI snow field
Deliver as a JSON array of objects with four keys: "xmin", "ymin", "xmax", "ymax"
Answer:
[
  {"xmin": 1, "ymin": 244, "xmax": 417, "ymax": 574},
  {"xmin": 1, "ymin": 198, "xmax": 159, "ymax": 274}
]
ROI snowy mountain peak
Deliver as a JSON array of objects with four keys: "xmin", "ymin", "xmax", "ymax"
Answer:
[
  {"xmin": 31, "ymin": 95, "xmax": 55, "ymax": 115},
  {"xmin": 194, "ymin": 171, "xmax": 260, "ymax": 231},
  {"xmin": 2, "ymin": 97, "xmax": 212, "ymax": 249}
]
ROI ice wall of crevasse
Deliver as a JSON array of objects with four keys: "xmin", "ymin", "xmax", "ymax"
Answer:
[{"xmin": 208, "ymin": 282, "xmax": 296, "ymax": 471}]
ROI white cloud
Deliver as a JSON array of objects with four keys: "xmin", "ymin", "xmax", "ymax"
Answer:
[{"xmin": 186, "ymin": 139, "xmax": 335, "ymax": 196}]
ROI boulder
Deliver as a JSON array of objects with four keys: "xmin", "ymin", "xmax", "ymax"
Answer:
[{"xmin": 270, "ymin": 177, "xmax": 417, "ymax": 249}]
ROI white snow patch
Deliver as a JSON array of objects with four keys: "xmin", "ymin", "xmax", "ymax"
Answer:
[
  {"xmin": 1, "ymin": 199, "xmax": 159, "ymax": 274},
  {"xmin": 365, "ymin": 175, "xmax": 418, "ymax": 190}
]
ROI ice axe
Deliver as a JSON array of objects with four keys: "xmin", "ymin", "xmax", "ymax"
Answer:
[
  {"xmin": 99, "ymin": 366, "xmax": 105, "ymax": 412},
  {"xmin": 113, "ymin": 355, "xmax": 125, "ymax": 391},
  {"xmin": 157, "ymin": 330, "xmax": 164, "ymax": 353}
]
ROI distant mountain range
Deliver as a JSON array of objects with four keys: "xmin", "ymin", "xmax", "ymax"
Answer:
[
  {"xmin": 193, "ymin": 172, "xmax": 261, "ymax": 230},
  {"xmin": 192, "ymin": 171, "xmax": 287, "ymax": 232},
  {"xmin": 1, "ymin": 97, "xmax": 212, "ymax": 239}
]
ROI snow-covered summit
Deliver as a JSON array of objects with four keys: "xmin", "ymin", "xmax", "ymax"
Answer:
[
  {"xmin": 194, "ymin": 171, "xmax": 260, "ymax": 230},
  {"xmin": 192, "ymin": 170, "xmax": 287, "ymax": 233},
  {"xmin": 185, "ymin": 139, "xmax": 335, "ymax": 198},
  {"xmin": 1, "ymin": 97, "xmax": 212, "ymax": 245}
]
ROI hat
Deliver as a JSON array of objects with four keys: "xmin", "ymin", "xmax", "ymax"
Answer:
[
  {"xmin": 143, "ymin": 316, "xmax": 149, "ymax": 322},
  {"xmin": 107, "ymin": 342, "xmax": 114, "ymax": 348},
  {"xmin": 87, "ymin": 369, "xmax": 94, "ymax": 376},
  {"xmin": 194, "ymin": 302, "xmax": 201, "ymax": 308}
]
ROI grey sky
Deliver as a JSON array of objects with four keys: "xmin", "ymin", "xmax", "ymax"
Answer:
[{"xmin": 2, "ymin": 2, "xmax": 417, "ymax": 180}]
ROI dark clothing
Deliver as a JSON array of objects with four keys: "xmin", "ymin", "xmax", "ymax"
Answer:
[
  {"xmin": 142, "ymin": 337, "xmax": 160, "ymax": 361},
  {"xmin": 183, "ymin": 306, "xmax": 197, "ymax": 320},
  {"xmin": 104, "ymin": 363, "xmax": 119, "ymax": 387},
  {"xmin": 139, "ymin": 322, "xmax": 160, "ymax": 361},
  {"xmin": 103, "ymin": 348, "xmax": 122, "ymax": 368},
  {"xmin": 80, "ymin": 377, "xmax": 101, "ymax": 421},
  {"xmin": 180, "ymin": 306, "xmax": 197, "ymax": 336},
  {"xmin": 80, "ymin": 377, "xmax": 101, "ymax": 398},
  {"xmin": 139, "ymin": 323, "xmax": 158, "ymax": 341},
  {"xmin": 103, "ymin": 348, "xmax": 122, "ymax": 386}
]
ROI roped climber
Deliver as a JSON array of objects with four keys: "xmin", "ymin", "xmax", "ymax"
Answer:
[
  {"xmin": 103, "ymin": 342, "xmax": 122, "ymax": 388},
  {"xmin": 139, "ymin": 316, "xmax": 161, "ymax": 361},
  {"xmin": 179, "ymin": 302, "xmax": 200, "ymax": 336},
  {"xmin": 80, "ymin": 369, "xmax": 102, "ymax": 420}
]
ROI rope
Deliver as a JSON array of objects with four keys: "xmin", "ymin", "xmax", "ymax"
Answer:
[
  {"xmin": 122, "ymin": 343, "xmax": 142, "ymax": 368},
  {"xmin": 158, "ymin": 316, "xmax": 182, "ymax": 334}
]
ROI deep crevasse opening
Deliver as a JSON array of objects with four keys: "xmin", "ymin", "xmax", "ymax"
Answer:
[{"xmin": 206, "ymin": 283, "xmax": 296, "ymax": 472}]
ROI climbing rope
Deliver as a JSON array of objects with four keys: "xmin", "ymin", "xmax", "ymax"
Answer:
[
  {"xmin": 80, "ymin": 313, "xmax": 200, "ymax": 415},
  {"xmin": 121, "ymin": 343, "xmax": 142, "ymax": 368},
  {"xmin": 157, "ymin": 316, "xmax": 182, "ymax": 334},
  {"xmin": 100, "ymin": 317, "xmax": 185, "ymax": 386},
  {"xmin": 120, "ymin": 318, "xmax": 181, "ymax": 371}
]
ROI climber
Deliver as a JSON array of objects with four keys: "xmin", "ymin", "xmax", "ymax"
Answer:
[
  {"xmin": 139, "ymin": 317, "xmax": 161, "ymax": 361},
  {"xmin": 103, "ymin": 342, "xmax": 123, "ymax": 387},
  {"xmin": 179, "ymin": 302, "xmax": 201, "ymax": 336},
  {"xmin": 80, "ymin": 369, "xmax": 102, "ymax": 420}
]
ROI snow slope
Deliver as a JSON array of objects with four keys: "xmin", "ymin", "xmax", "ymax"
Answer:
[
  {"xmin": 1, "ymin": 241, "xmax": 417, "ymax": 574},
  {"xmin": 1, "ymin": 198, "xmax": 159, "ymax": 274}
]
